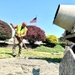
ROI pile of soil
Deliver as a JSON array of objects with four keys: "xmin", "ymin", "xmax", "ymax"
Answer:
[{"xmin": 0, "ymin": 58, "xmax": 59, "ymax": 75}]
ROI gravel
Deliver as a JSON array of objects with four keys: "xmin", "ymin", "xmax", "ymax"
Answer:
[{"xmin": 0, "ymin": 58, "xmax": 59, "ymax": 75}]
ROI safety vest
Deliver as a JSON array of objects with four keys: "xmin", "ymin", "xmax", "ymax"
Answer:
[{"xmin": 15, "ymin": 24, "xmax": 28, "ymax": 36}]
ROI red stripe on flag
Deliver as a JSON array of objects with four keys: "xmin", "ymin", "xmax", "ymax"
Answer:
[{"xmin": 30, "ymin": 17, "xmax": 37, "ymax": 23}]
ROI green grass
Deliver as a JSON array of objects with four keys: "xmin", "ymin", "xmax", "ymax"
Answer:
[{"xmin": 0, "ymin": 45, "xmax": 64, "ymax": 62}]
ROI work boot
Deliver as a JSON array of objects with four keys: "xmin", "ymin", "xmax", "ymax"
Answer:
[
  {"xmin": 13, "ymin": 54, "xmax": 16, "ymax": 57},
  {"xmin": 18, "ymin": 53, "xmax": 22, "ymax": 57},
  {"xmin": 12, "ymin": 50, "xmax": 16, "ymax": 57}
]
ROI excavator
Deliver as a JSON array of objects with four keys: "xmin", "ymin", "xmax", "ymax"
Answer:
[{"xmin": 53, "ymin": 4, "xmax": 75, "ymax": 43}]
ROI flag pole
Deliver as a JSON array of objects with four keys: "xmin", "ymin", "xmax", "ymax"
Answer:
[{"xmin": 36, "ymin": 15, "xmax": 37, "ymax": 26}]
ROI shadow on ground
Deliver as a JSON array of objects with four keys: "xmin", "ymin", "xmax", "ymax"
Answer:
[
  {"xmin": 28, "ymin": 57, "xmax": 62, "ymax": 63},
  {"xmin": 0, "ymin": 42, "xmax": 9, "ymax": 47}
]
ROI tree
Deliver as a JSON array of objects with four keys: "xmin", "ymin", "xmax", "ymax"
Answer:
[
  {"xmin": 0, "ymin": 20, "xmax": 12, "ymax": 40},
  {"xmin": 24, "ymin": 25, "xmax": 46, "ymax": 44},
  {"xmin": 45, "ymin": 35, "xmax": 58, "ymax": 47},
  {"xmin": 46, "ymin": 35, "xmax": 58, "ymax": 44}
]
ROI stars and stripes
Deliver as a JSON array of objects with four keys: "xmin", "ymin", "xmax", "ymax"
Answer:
[{"xmin": 30, "ymin": 17, "xmax": 37, "ymax": 23}]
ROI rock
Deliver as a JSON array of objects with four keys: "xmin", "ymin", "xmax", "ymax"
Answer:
[{"xmin": 59, "ymin": 47, "xmax": 75, "ymax": 75}]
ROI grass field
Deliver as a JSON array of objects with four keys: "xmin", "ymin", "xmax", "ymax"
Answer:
[{"xmin": 0, "ymin": 45, "xmax": 64, "ymax": 62}]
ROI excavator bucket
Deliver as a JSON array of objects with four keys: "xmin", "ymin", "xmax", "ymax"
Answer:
[
  {"xmin": 53, "ymin": 4, "xmax": 75, "ymax": 42},
  {"xmin": 53, "ymin": 4, "xmax": 75, "ymax": 32}
]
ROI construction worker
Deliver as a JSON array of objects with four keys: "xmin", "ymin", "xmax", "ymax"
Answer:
[{"xmin": 10, "ymin": 22, "xmax": 28, "ymax": 57}]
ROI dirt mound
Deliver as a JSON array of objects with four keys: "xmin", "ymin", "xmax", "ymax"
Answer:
[{"xmin": 0, "ymin": 58, "xmax": 59, "ymax": 75}]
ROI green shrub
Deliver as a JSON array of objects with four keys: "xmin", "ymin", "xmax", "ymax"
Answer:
[
  {"xmin": 57, "ymin": 42, "xmax": 67, "ymax": 47},
  {"xmin": 46, "ymin": 35, "xmax": 58, "ymax": 44},
  {"xmin": 34, "ymin": 45, "xmax": 64, "ymax": 53},
  {"xmin": 54, "ymin": 45, "xmax": 64, "ymax": 52}
]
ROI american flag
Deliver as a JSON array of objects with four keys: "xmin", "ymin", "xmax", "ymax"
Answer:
[{"xmin": 30, "ymin": 17, "xmax": 37, "ymax": 23}]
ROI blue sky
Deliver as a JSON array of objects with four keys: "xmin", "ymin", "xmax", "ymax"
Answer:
[{"xmin": 0, "ymin": 0, "xmax": 75, "ymax": 38}]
